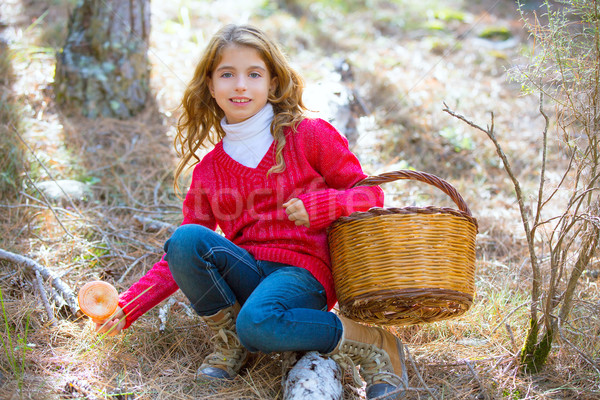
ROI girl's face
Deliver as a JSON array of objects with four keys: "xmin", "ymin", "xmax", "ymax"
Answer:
[{"xmin": 209, "ymin": 45, "xmax": 277, "ymax": 124}]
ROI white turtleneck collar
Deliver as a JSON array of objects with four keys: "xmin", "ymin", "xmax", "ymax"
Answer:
[{"xmin": 221, "ymin": 103, "xmax": 275, "ymax": 168}]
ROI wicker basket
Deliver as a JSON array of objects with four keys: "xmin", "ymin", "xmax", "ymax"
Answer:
[{"xmin": 328, "ymin": 170, "xmax": 478, "ymax": 326}]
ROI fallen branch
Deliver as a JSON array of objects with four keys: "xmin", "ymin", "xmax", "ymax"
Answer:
[
  {"xmin": 283, "ymin": 351, "xmax": 342, "ymax": 400},
  {"xmin": 0, "ymin": 248, "xmax": 79, "ymax": 315},
  {"xmin": 133, "ymin": 215, "xmax": 176, "ymax": 234},
  {"xmin": 34, "ymin": 270, "xmax": 58, "ymax": 327},
  {"xmin": 50, "ymin": 287, "xmax": 69, "ymax": 313}
]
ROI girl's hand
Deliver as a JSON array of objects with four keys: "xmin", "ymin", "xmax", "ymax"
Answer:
[
  {"xmin": 92, "ymin": 306, "xmax": 126, "ymax": 336},
  {"xmin": 283, "ymin": 198, "xmax": 310, "ymax": 228}
]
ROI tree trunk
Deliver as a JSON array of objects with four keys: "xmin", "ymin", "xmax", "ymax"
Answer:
[{"xmin": 54, "ymin": 0, "xmax": 151, "ymax": 119}]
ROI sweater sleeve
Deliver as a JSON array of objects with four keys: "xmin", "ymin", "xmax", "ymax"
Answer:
[
  {"xmin": 297, "ymin": 119, "xmax": 384, "ymax": 230},
  {"xmin": 118, "ymin": 166, "xmax": 216, "ymax": 329}
]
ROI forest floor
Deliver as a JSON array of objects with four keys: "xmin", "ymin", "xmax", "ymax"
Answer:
[{"xmin": 1, "ymin": 0, "xmax": 599, "ymax": 399}]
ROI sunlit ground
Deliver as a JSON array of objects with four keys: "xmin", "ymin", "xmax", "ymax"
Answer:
[{"xmin": 1, "ymin": 0, "xmax": 598, "ymax": 398}]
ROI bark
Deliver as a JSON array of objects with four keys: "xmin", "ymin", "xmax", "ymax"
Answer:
[
  {"xmin": 54, "ymin": 0, "xmax": 151, "ymax": 119},
  {"xmin": 283, "ymin": 351, "xmax": 343, "ymax": 400}
]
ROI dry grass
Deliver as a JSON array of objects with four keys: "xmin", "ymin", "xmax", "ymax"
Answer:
[{"xmin": 1, "ymin": 0, "xmax": 599, "ymax": 399}]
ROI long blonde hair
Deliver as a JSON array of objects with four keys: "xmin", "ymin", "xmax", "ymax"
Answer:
[{"xmin": 174, "ymin": 24, "xmax": 307, "ymax": 194}]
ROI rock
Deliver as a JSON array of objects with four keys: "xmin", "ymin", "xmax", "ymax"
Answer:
[{"xmin": 36, "ymin": 179, "xmax": 93, "ymax": 206}]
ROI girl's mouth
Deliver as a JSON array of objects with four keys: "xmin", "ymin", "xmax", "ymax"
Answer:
[{"xmin": 231, "ymin": 98, "xmax": 251, "ymax": 103}]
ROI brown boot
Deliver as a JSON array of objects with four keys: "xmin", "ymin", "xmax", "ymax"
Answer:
[
  {"xmin": 328, "ymin": 315, "xmax": 407, "ymax": 399},
  {"xmin": 197, "ymin": 302, "xmax": 248, "ymax": 380}
]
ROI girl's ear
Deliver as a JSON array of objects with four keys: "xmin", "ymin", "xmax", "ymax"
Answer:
[
  {"xmin": 270, "ymin": 76, "xmax": 278, "ymax": 94},
  {"xmin": 208, "ymin": 78, "xmax": 215, "ymax": 98}
]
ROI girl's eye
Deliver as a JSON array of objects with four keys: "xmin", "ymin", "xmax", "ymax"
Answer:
[
  {"xmin": 249, "ymin": 72, "xmax": 261, "ymax": 78},
  {"xmin": 221, "ymin": 72, "xmax": 233, "ymax": 78}
]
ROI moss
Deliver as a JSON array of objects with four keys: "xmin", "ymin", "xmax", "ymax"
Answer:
[
  {"xmin": 520, "ymin": 318, "xmax": 554, "ymax": 373},
  {"xmin": 532, "ymin": 329, "xmax": 553, "ymax": 369},
  {"xmin": 519, "ymin": 318, "xmax": 539, "ymax": 368},
  {"xmin": 423, "ymin": 20, "xmax": 446, "ymax": 31},
  {"xmin": 433, "ymin": 8, "xmax": 467, "ymax": 23},
  {"xmin": 479, "ymin": 26, "xmax": 512, "ymax": 41}
]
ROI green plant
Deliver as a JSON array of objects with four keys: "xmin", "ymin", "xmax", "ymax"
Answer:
[
  {"xmin": 0, "ymin": 287, "xmax": 32, "ymax": 394},
  {"xmin": 512, "ymin": 0, "xmax": 600, "ymax": 373},
  {"xmin": 445, "ymin": 0, "xmax": 600, "ymax": 374}
]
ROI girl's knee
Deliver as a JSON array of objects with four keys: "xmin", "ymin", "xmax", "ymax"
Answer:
[
  {"xmin": 236, "ymin": 305, "xmax": 282, "ymax": 352},
  {"xmin": 165, "ymin": 224, "xmax": 210, "ymax": 276},
  {"xmin": 166, "ymin": 225, "xmax": 209, "ymax": 251}
]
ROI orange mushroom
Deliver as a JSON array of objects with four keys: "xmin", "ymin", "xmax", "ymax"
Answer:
[{"xmin": 77, "ymin": 281, "xmax": 119, "ymax": 320}]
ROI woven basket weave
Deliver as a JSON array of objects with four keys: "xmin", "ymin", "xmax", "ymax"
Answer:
[{"xmin": 328, "ymin": 170, "xmax": 478, "ymax": 326}]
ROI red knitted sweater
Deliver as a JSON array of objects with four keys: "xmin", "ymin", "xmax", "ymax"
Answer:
[{"xmin": 118, "ymin": 118, "xmax": 383, "ymax": 328}]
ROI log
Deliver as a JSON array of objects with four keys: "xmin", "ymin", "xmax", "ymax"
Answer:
[
  {"xmin": 0, "ymin": 248, "xmax": 79, "ymax": 315},
  {"xmin": 283, "ymin": 351, "xmax": 343, "ymax": 400}
]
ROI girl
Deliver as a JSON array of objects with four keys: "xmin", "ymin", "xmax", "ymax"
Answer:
[{"xmin": 95, "ymin": 24, "xmax": 405, "ymax": 399}]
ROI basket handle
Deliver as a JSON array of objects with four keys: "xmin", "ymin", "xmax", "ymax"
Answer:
[{"xmin": 353, "ymin": 170, "xmax": 473, "ymax": 217}]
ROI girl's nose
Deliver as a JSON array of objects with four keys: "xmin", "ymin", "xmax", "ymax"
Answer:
[{"xmin": 235, "ymin": 77, "xmax": 247, "ymax": 91}]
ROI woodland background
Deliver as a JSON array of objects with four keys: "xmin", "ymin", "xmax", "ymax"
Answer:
[{"xmin": 0, "ymin": 0, "xmax": 599, "ymax": 399}]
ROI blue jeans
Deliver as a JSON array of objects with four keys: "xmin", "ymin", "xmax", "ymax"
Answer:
[{"xmin": 164, "ymin": 224, "xmax": 342, "ymax": 353}]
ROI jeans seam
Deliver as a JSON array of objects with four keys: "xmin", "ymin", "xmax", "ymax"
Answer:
[
  {"xmin": 206, "ymin": 265, "xmax": 230, "ymax": 305},
  {"xmin": 201, "ymin": 246, "xmax": 260, "ymax": 275}
]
